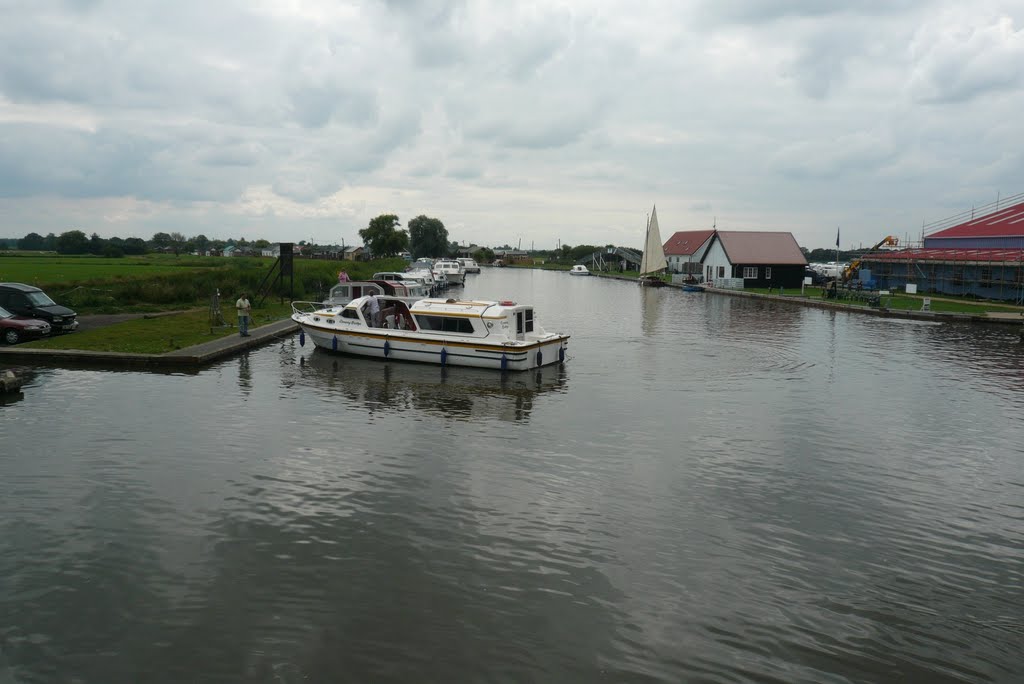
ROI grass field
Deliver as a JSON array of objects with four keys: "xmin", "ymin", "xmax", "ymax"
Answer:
[
  {"xmin": 0, "ymin": 254, "xmax": 223, "ymax": 284},
  {"xmin": 0, "ymin": 253, "xmax": 408, "ymax": 314},
  {"xmin": 22, "ymin": 301, "xmax": 295, "ymax": 354}
]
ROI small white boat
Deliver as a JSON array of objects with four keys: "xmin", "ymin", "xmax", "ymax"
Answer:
[
  {"xmin": 292, "ymin": 296, "xmax": 570, "ymax": 371},
  {"xmin": 432, "ymin": 259, "xmax": 465, "ymax": 285},
  {"xmin": 569, "ymin": 264, "xmax": 590, "ymax": 276},
  {"xmin": 325, "ymin": 279, "xmax": 429, "ymax": 307},
  {"xmin": 457, "ymin": 257, "xmax": 481, "ymax": 274}
]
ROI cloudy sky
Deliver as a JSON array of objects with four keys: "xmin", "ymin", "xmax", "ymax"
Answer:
[{"xmin": 1, "ymin": 0, "xmax": 1023, "ymax": 250}]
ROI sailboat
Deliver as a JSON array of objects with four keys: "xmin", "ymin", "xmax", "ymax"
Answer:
[{"xmin": 638, "ymin": 205, "xmax": 668, "ymax": 287}]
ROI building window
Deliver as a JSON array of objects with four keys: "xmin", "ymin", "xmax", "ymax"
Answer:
[
  {"xmin": 718, "ymin": 266, "xmax": 725, "ymax": 278},
  {"xmin": 766, "ymin": 267, "xmax": 772, "ymax": 280},
  {"xmin": 952, "ymin": 267, "xmax": 964, "ymax": 285},
  {"xmin": 742, "ymin": 266, "xmax": 758, "ymax": 279},
  {"xmin": 980, "ymin": 266, "xmax": 993, "ymax": 285}
]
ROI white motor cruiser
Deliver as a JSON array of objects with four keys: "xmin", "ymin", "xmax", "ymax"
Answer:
[
  {"xmin": 292, "ymin": 296, "xmax": 570, "ymax": 371},
  {"xmin": 432, "ymin": 259, "xmax": 465, "ymax": 285}
]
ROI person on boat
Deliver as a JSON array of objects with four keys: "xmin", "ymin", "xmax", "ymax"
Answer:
[
  {"xmin": 236, "ymin": 292, "xmax": 251, "ymax": 337},
  {"xmin": 365, "ymin": 293, "xmax": 381, "ymax": 327}
]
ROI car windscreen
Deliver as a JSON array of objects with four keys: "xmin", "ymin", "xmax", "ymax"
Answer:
[
  {"xmin": 0, "ymin": 306, "xmax": 11, "ymax": 318},
  {"xmin": 26, "ymin": 292, "xmax": 57, "ymax": 307}
]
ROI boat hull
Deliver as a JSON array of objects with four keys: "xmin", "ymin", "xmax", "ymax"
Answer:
[{"xmin": 295, "ymin": 318, "xmax": 569, "ymax": 371}]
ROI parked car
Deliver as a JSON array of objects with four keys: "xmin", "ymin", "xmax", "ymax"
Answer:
[
  {"xmin": 0, "ymin": 305, "xmax": 51, "ymax": 344},
  {"xmin": 0, "ymin": 283, "xmax": 79, "ymax": 333}
]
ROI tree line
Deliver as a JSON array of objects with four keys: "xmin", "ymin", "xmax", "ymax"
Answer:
[
  {"xmin": 358, "ymin": 214, "xmax": 456, "ymax": 259},
  {"xmin": 14, "ymin": 230, "xmax": 280, "ymax": 257}
]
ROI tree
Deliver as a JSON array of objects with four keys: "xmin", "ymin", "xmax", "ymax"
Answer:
[
  {"xmin": 169, "ymin": 232, "xmax": 187, "ymax": 255},
  {"xmin": 570, "ymin": 244, "xmax": 599, "ymax": 262},
  {"xmin": 43, "ymin": 233, "xmax": 58, "ymax": 251},
  {"xmin": 56, "ymin": 230, "xmax": 90, "ymax": 254},
  {"xmin": 151, "ymin": 232, "xmax": 172, "ymax": 252},
  {"xmin": 192, "ymin": 234, "xmax": 210, "ymax": 254},
  {"xmin": 123, "ymin": 237, "xmax": 147, "ymax": 255},
  {"xmin": 473, "ymin": 247, "xmax": 494, "ymax": 264},
  {"xmin": 88, "ymin": 232, "xmax": 105, "ymax": 255},
  {"xmin": 18, "ymin": 232, "xmax": 46, "ymax": 250},
  {"xmin": 407, "ymin": 215, "xmax": 449, "ymax": 259},
  {"xmin": 359, "ymin": 214, "xmax": 408, "ymax": 258}
]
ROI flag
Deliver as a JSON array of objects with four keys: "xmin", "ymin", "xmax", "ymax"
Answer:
[{"xmin": 835, "ymin": 227, "xmax": 840, "ymax": 248}]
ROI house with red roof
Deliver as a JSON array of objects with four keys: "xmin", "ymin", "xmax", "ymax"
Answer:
[
  {"xmin": 663, "ymin": 230, "xmax": 714, "ymax": 275},
  {"xmin": 701, "ymin": 231, "xmax": 808, "ymax": 288},
  {"xmin": 859, "ymin": 195, "xmax": 1024, "ymax": 301}
]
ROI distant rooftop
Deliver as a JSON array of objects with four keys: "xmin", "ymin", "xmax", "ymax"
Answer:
[
  {"xmin": 663, "ymin": 230, "xmax": 714, "ymax": 256},
  {"xmin": 715, "ymin": 231, "xmax": 807, "ymax": 265}
]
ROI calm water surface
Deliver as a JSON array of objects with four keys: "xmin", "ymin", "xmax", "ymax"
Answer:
[{"xmin": 2, "ymin": 268, "xmax": 1023, "ymax": 683}]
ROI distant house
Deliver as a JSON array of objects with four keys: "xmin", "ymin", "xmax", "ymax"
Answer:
[
  {"xmin": 663, "ymin": 230, "xmax": 715, "ymax": 274},
  {"xmin": 222, "ymin": 245, "xmax": 237, "ymax": 257},
  {"xmin": 261, "ymin": 246, "xmax": 280, "ymax": 258},
  {"xmin": 343, "ymin": 245, "xmax": 365, "ymax": 261},
  {"xmin": 701, "ymin": 231, "xmax": 807, "ymax": 287},
  {"xmin": 494, "ymin": 249, "xmax": 531, "ymax": 263},
  {"xmin": 456, "ymin": 244, "xmax": 480, "ymax": 258}
]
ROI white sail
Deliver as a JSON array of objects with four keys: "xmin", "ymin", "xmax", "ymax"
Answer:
[{"xmin": 639, "ymin": 205, "xmax": 667, "ymax": 275}]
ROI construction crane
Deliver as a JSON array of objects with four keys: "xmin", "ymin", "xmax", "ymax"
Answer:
[{"xmin": 843, "ymin": 235, "xmax": 899, "ymax": 282}]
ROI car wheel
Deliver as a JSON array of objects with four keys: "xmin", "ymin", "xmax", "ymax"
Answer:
[{"xmin": 3, "ymin": 328, "xmax": 20, "ymax": 345}]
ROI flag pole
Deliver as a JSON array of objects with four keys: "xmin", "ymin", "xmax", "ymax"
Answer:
[{"xmin": 835, "ymin": 226, "xmax": 840, "ymax": 282}]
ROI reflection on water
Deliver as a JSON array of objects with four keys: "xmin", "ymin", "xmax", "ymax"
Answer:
[
  {"xmin": 2, "ymin": 269, "xmax": 1024, "ymax": 683},
  {"xmin": 295, "ymin": 350, "xmax": 568, "ymax": 423}
]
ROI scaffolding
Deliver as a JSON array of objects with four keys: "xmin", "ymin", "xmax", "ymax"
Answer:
[{"xmin": 859, "ymin": 252, "xmax": 1024, "ymax": 304}]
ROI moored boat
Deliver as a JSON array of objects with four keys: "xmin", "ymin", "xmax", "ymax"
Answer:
[
  {"xmin": 638, "ymin": 205, "xmax": 668, "ymax": 287},
  {"xmin": 292, "ymin": 296, "xmax": 570, "ymax": 371},
  {"xmin": 457, "ymin": 257, "xmax": 481, "ymax": 274},
  {"xmin": 325, "ymin": 279, "xmax": 430, "ymax": 307},
  {"xmin": 432, "ymin": 259, "xmax": 465, "ymax": 285},
  {"xmin": 569, "ymin": 264, "xmax": 590, "ymax": 276}
]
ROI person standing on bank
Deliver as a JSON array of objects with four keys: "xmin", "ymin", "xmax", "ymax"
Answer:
[
  {"xmin": 236, "ymin": 292, "xmax": 252, "ymax": 337},
  {"xmin": 366, "ymin": 292, "xmax": 381, "ymax": 328}
]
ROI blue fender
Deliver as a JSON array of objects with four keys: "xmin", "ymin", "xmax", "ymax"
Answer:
[
  {"xmin": 558, "ymin": 345, "xmax": 565, "ymax": 363},
  {"xmin": 500, "ymin": 353, "xmax": 508, "ymax": 371},
  {"xmin": 384, "ymin": 339, "xmax": 391, "ymax": 357},
  {"xmin": 536, "ymin": 350, "xmax": 543, "ymax": 367},
  {"xmin": 440, "ymin": 347, "xmax": 448, "ymax": 366},
  {"xmin": 331, "ymin": 335, "xmax": 338, "ymax": 351},
  {"xmin": 299, "ymin": 330, "xmax": 305, "ymax": 347}
]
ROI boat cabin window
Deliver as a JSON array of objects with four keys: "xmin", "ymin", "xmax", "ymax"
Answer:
[
  {"xmin": 341, "ymin": 308, "xmax": 359, "ymax": 319},
  {"xmin": 415, "ymin": 315, "xmax": 475, "ymax": 334},
  {"xmin": 524, "ymin": 308, "xmax": 534, "ymax": 333},
  {"xmin": 516, "ymin": 311, "xmax": 524, "ymax": 335}
]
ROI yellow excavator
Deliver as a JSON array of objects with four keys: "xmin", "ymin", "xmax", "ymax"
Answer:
[{"xmin": 843, "ymin": 235, "xmax": 899, "ymax": 282}]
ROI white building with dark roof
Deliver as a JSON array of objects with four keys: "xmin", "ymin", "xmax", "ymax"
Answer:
[{"xmin": 701, "ymin": 231, "xmax": 808, "ymax": 288}]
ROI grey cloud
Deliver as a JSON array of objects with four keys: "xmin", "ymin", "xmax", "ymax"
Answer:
[
  {"xmin": 784, "ymin": 31, "xmax": 856, "ymax": 99},
  {"xmin": 908, "ymin": 16, "xmax": 1024, "ymax": 104},
  {"xmin": 287, "ymin": 84, "xmax": 379, "ymax": 129},
  {"xmin": 695, "ymin": 0, "xmax": 930, "ymax": 26}
]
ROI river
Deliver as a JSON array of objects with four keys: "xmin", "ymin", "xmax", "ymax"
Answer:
[{"xmin": 2, "ymin": 268, "xmax": 1022, "ymax": 683}]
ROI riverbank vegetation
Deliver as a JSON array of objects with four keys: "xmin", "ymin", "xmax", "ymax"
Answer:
[
  {"xmin": 742, "ymin": 287, "xmax": 1022, "ymax": 314},
  {"xmin": 0, "ymin": 253, "xmax": 407, "ymax": 314}
]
